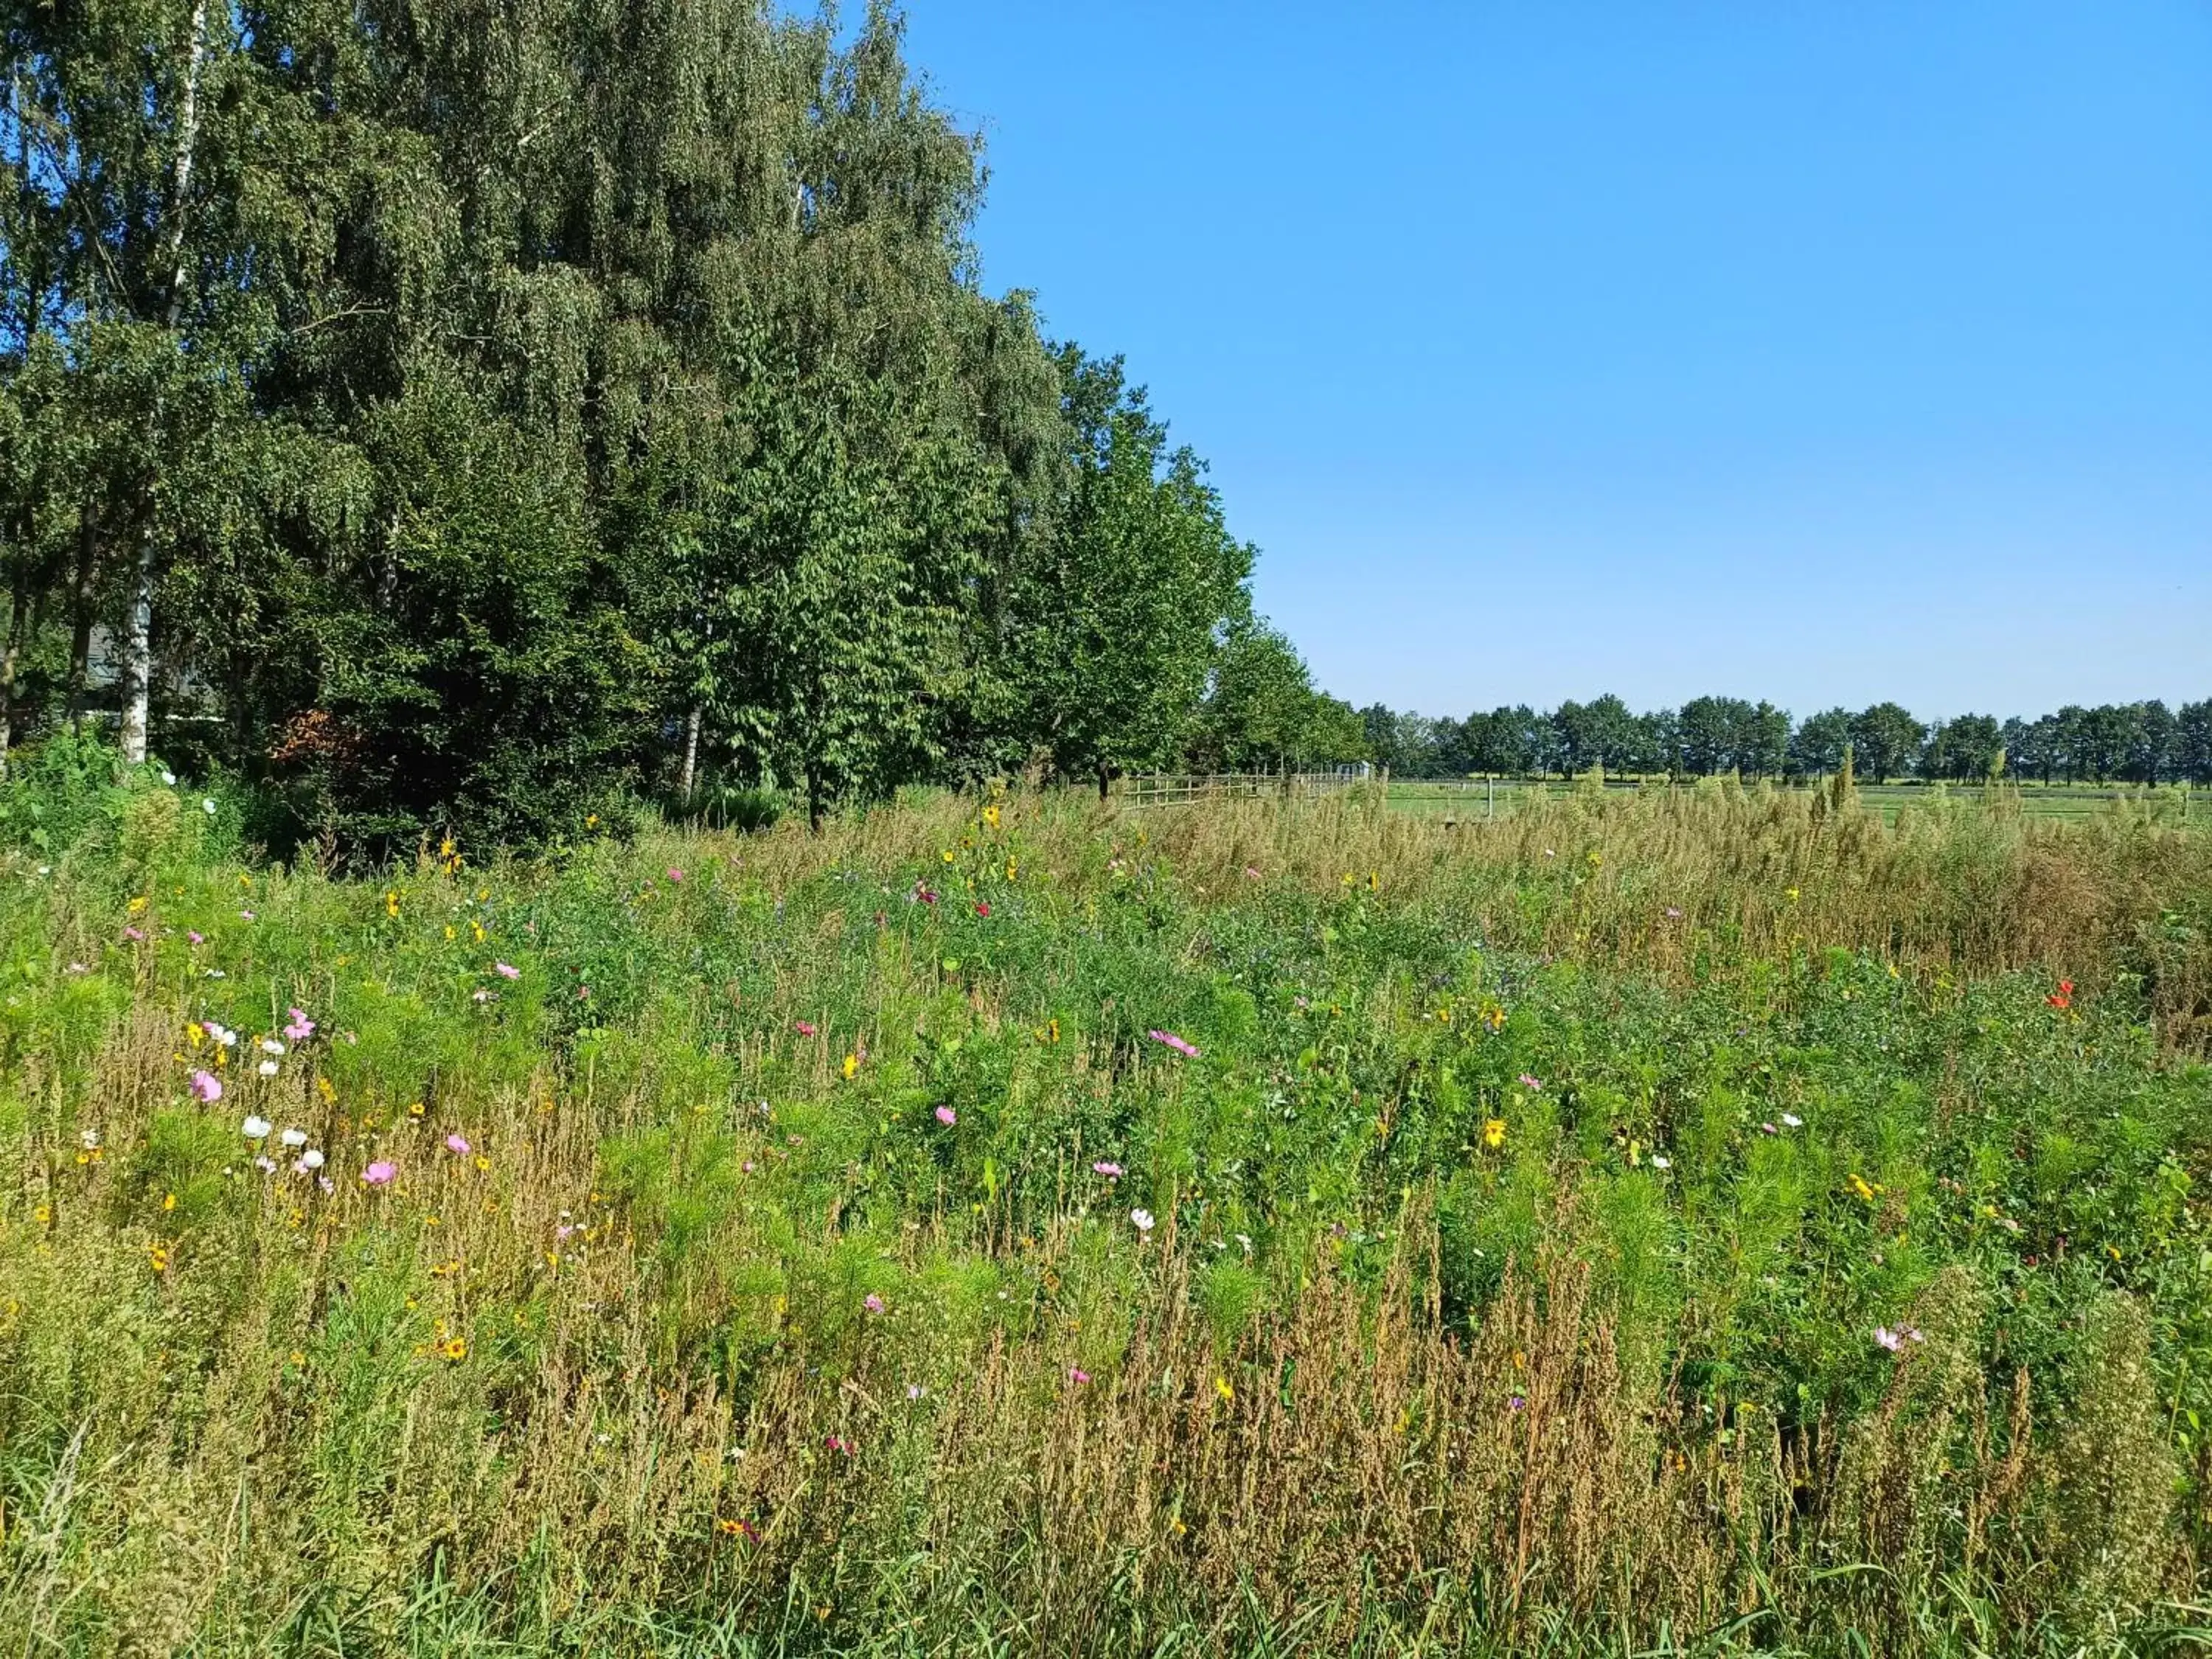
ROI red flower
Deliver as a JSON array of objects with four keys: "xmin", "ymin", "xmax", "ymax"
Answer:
[
  {"xmin": 2046, "ymin": 978, "xmax": 2073, "ymax": 1010},
  {"xmin": 975, "ymin": 901, "xmax": 992, "ymax": 918}
]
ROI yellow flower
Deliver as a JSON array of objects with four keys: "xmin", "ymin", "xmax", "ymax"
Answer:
[
  {"xmin": 1006, "ymin": 859, "xmax": 1018, "ymax": 882},
  {"xmin": 1848, "ymin": 1173, "xmax": 1879, "ymax": 1203},
  {"xmin": 1047, "ymin": 1018, "xmax": 1060, "ymax": 1045},
  {"xmin": 982, "ymin": 803, "xmax": 1001, "ymax": 828},
  {"xmin": 386, "ymin": 889, "xmax": 400, "ymax": 918},
  {"xmin": 841, "ymin": 1054, "xmax": 858, "ymax": 1081},
  {"xmin": 445, "ymin": 925, "xmax": 456, "ymax": 941},
  {"xmin": 585, "ymin": 813, "xmax": 599, "ymax": 829},
  {"xmin": 187, "ymin": 1022, "xmax": 204, "ymax": 1047},
  {"xmin": 473, "ymin": 1154, "xmax": 490, "ymax": 1172},
  {"xmin": 471, "ymin": 921, "xmax": 485, "ymax": 943},
  {"xmin": 318, "ymin": 1077, "xmax": 336, "ymax": 1104},
  {"xmin": 128, "ymin": 896, "xmax": 148, "ymax": 915},
  {"xmin": 1484, "ymin": 1118, "xmax": 1507, "ymax": 1149},
  {"xmin": 1784, "ymin": 886, "xmax": 1801, "ymax": 904},
  {"xmin": 148, "ymin": 1244, "xmax": 170, "ymax": 1273},
  {"xmin": 408, "ymin": 1100, "xmax": 425, "ymax": 1118},
  {"xmin": 1368, "ymin": 871, "xmax": 1380, "ymax": 891},
  {"xmin": 1214, "ymin": 1376, "xmax": 1234, "ymax": 1404},
  {"xmin": 439, "ymin": 1337, "xmax": 467, "ymax": 1362},
  {"xmin": 942, "ymin": 849, "xmax": 955, "ymax": 863},
  {"xmin": 289, "ymin": 1350, "xmax": 305, "ymax": 1368},
  {"xmin": 162, "ymin": 1192, "xmax": 177, "ymax": 1212}
]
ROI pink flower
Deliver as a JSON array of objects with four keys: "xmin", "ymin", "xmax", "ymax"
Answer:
[
  {"xmin": 316, "ymin": 1175, "xmax": 335, "ymax": 1194},
  {"xmin": 1243, "ymin": 866, "xmax": 1262, "ymax": 879},
  {"xmin": 1148, "ymin": 1030, "xmax": 1200, "ymax": 1060},
  {"xmin": 795, "ymin": 1020, "xmax": 818, "ymax": 1037},
  {"xmin": 123, "ymin": 926, "xmax": 145, "ymax": 942},
  {"xmin": 934, "ymin": 1105, "xmax": 957, "ymax": 1127},
  {"xmin": 187, "ymin": 931, "xmax": 204, "ymax": 945},
  {"xmin": 824, "ymin": 1434, "xmax": 855, "ymax": 1456},
  {"xmin": 1517, "ymin": 1074, "xmax": 1543, "ymax": 1091},
  {"xmin": 189, "ymin": 1069, "xmax": 223, "ymax": 1103},
  {"xmin": 975, "ymin": 901, "xmax": 991, "ymax": 918},
  {"xmin": 494, "ymin": 961, "xmax": 520, "ymax": 981},
  {"xmin": 913, "ymin": 884, "xmax": 938, "ymax": 905},
  {"xmin": 1874, "ymin": 1325, "xmax": 1924, "ymax": 1353},
  {"xmin": 444, "ymin": 1133, "xmax": 471, "ymax": 1155},
  {"xmin": 1068, "ymin": 1367, "xmax": 1091, "ymax": 1385},
  {"xmin": 666, "ymin": 867, "xmax": 684, "ymax": 883},
  {"xmin": 1092, "ymin": 1161, "xmax": 1124, "ymax": 1178},
  {"xmin": 283, "ymin": 1007, "xmax": 315, "ymax": 1042},
  {"xmin": 361, "ymin": 1161, "xmax": 397, "ymax": 1187},
  {"xmin": 239, "ymin": 909, "xmax": 255, "ymax": 921},
  {"xmin": 863, "ymin": 1293, "xmax": 886, "ymax": 1315}
]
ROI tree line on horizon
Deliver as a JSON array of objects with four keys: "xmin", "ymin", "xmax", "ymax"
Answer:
[
  {"xmin": 0, "ymin": 1, "xmax": 1366, "ymax": 846},
  {"xmin": 1356, "ymin": 695, "xmax": 2212, "ymax": 786}
]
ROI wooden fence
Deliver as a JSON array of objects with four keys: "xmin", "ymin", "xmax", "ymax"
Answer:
[{"xmin": 1111, "ymin": 768, "xmax": 1375, "ymax": 807}]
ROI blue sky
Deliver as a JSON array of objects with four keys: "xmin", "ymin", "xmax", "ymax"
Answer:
[{"xmin": 897, "ymin": 1, "xmax": 2212, "ymax": 721}]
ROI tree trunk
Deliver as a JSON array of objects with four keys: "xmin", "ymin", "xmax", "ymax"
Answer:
[
  {"xmin": 117, "ymin": 529, "xmax": 155, "ymax": 766},
  {"xmin": 1096, "ymin": 763, "xmax": 1110, "ymax": 803},
  {"xmin": 678, "ymin": 703, "xmax": 702, "ymax": 801},
  {"xmin": 806, "ymin": 763, "xmax": 824, "ymax": 833},
  {"xmin": 162, "ymin": 0, "xmax": 211, "ymax": 328},
  {"xmin": 0, "ymin": 567, "xmax": 23, "ymax": 773},
  {"xmin": 66, "ymin": 512, "xmax": 96, "ymax": 733}
]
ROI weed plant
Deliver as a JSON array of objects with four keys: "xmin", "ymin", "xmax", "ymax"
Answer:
[{"xmin": 1, "ymin": 764, "xmax": 2208, "ymax": 1655}]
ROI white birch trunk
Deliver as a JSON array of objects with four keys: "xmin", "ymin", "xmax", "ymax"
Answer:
[{"xmin": 118, "ymin": 533, "xmax": 155, "ymax": 765}]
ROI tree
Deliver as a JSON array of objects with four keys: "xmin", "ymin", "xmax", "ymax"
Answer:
[
  {"xmin": 1924, "ymin": 714, "xmax": 2002, "ymax": 781},
  {"xmin": 1789, "ymin": 708, "xmax": 1852, "ymax": 778},
  {"xmin": 1849, "ymin": 703, "xmax": 1927, "ymax": 782},
  {"xmin": 1004, "ymin": 361, "xmax": 1252, "ymax": 796}
]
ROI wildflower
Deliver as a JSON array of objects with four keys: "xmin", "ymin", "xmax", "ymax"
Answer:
[
  {"xmin": 2047, "ymin": 978, "xmax": 2074, "ymax": 1010},
  {"xmin": 190, "ymin": 1070, "xmax": 223, "ymax": 1104},
  {"xmin": 1760, "ymin": 1122, "xmax": 1778, "ymax": 1135},
  {"xmin": 492, "ymin": 961, "xmax": 521, "ymax": 982},
  {"xmin": 1244, "ymin": 865, "xmax": 1262, "ymax": 879},
  {"xmin": 317, "ymin": 1175, "xmax": 335, "ymax": 1193},
  {"xmin": 1650, "ymin": 1154, "xmax": 1672, "ymax": 1170},
  {"xmin": 80, "ymin": 1128, "xmax": 102, "ymax": 1151},
  {"xmin": 1147, "ymin": 1029, "xmax": 1200, "ymax": 1060},
  {"xmin": 1508, "ymin": 1393, "xmax": 1526, "ymax": 1411},
  {"xmin": 795, "ymin": 1020, "xmax": 818, "ymax": 1037},
  {"xmin": 206, "ymin": 1021, "xmax": 238, "ymax": 1048},
  {"xmin": 202, "ymin": 797, "xmax": 217, "ymax": 815},
  {"xmin": 1235, "ymin": 1233, "xmax": 1253, "ymax": 1255},
  {"xmin": 863, "ymin": 1293, "xmax": 886, "ymax": 1315},
  {"xmin": 260, "ymin": 1038, "xmax": 285, "ymax": 1056},
  {"xmin": 667, "ymin": 866, "xmax": 684, "ymax": 883},
  {"xmin": 906, "ymin": 1384, "xmax": 926, "ymax": 1400},
  {"xmin": 975, "ymin": 900, "xmax": 992, "ymax": 918},
  {"xmin": 1483, "ymin": 1118, "xmax": 1507, "ymax": 1149},
  {"xmin": 361, "ymin": 1161, "xmax": 397, "ymax": 1187},
  {"xmin": 983, "ymin": 803, "xmax": 1001, "ymax": 828},
  {"xmin": 1848, "ymin": 1173, "xmax": 1879, "ymax": 1203},
  {"xmin": 1092, "ymin": 1161, "xmax": 1124, "ymax": 1178},
  {"xmin": 473, "ymin": 990, "xmax": 493, "ymax": 1004},
  {"xmin": 1781, "ymin": 1113, "xmax": 1803, "ymax": 1129},
  {"xmin": 279, "ymin": 1127, "xmax": 306, "ymax": 1148},
  {"xmin": 934, "ymin": 1105, "xmax": 957, "ymax": 1126},
  {"xmin": 123, "ymin": 926, "xmax": 145, "ymax": 942},
  {"xmin": 1517, "ymin": 1074, "xmax": 1543, "ymax": 1091},
  {"xmin": 257, "ymin": 1060, "xmax": 279, "ymax": 1077},
  {"xmin": 149, "ymin": 1244, "xmax": 170, "ymax": 1272},
  {"xmin": 445, "ymin": 1133, "xmax": 471, "ymax": 1155},
  {"xmin": 1784, "ymin": 886, "xmax": 1801, "ymax": 903},
  {"xmin": 824, "ymin": 1434, "xmax": 855, "ymax": 1456},
  {"xmin": 842, "ymin": 1054, "xmax": 859, "ymax": 1080},
  {"xmin": 254, "ymin": 1155, "xmax": 276, "ymax": 1174},
  {"xmin": 296, "ymin": 1149, "xmax": 325, "ymax": 1172},
  {"xmin": 187, "ymin": 930, "xmax": 204, "ymax": 945},
  {"xmin": 914, "ymin": 885, "xmax": 939, "ymax": 905},
  {"xmin": 67, "ymin": 961, "xmax": 86, "ymax": 973},
  {"xmin": 1131, "ymin": 1208, "xmax": 1155, "ymax": 1234},
  {"xmin": 160, "ymin": 771, "xmax": 176, "ymax": 786},
  {"xmin": 440, "ymin": 1337, "xmax": 467, "ymax": 1361},
  {"xmin": 1664, "ymin": 906, "xmax": 1683, "ymax": 919},
  {"xmin": 1214, "ymin": 1376, "xmax": 1234, "ymax": 1403},
  {"xmin": 717, "ymin": 1517, "xmax": 760, "ymax": 1543},
  {"xmin": 1874, "ymin": 1326, "xmax": 1924, "ymax": 1353},
  {"xmin": 239, "ymin": 911, "xmax": 254, "ymax": 922},
  {"xmin": 241, "ymin": 1114, "xmax": 272, "ymax": 1140},
  {"xmin": 1068, "ymin": 1366, "xmax": 1091, "ymax": 1385},
  {"xmin": 386, "ymin": 889, "xmax": 400, "ymax": 918},
  {"xmin": 283, "ymin": 1008, "xmax": 315, "ymax": 1042}
]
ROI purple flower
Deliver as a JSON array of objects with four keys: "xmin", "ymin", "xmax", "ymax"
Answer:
[
  {"xmin": 444, "ymin": 1133, "xmax": 471, "ymax": 1155},
  {"xmin": 1508, "ymin": 1393, "xmax": 1527, "ymax": 1412},
  {"xmin": 934, "ymin": 1105, "xmax": 957, "ymax": 1127},
  {"xmin": 494, "ymin": 961, "xmax": 521, "ymax": 981},
  {"xmin": 1092, "ymin": 1161, "xmax": 1124, "ymax": 1178},
  {"xmin": 361, "ymin": 1161, "xmax": 397, "ymax": 1187},
  {"xmin": 1148, "ymin": 1030, "xmax": 1200, "ymax": 1060},
  {"xmin": 189, "ymin": 1069, "xmax": 223, "ymax": 1103},
  {"xmin": 863, "ymin": 1293, "xmax": 886, "ymax": 1315}
]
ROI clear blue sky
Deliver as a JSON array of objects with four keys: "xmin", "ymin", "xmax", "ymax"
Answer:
[{"xmin": 896, "ymin": 1, "xmax": 2212, "ymax": 722}]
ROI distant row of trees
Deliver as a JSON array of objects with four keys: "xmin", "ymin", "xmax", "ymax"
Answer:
[{"xmin": 1357, "ymin": 696, "xmax": 2212, "ymax": 785}]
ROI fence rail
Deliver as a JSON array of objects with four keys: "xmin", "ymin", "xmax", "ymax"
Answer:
[{"xmin": 1111, "ymin": 769, "xmax": 1374, "ymax": 807}]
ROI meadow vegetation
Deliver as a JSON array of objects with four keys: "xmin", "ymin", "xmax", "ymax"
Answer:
[{"xmin": 2, "ymin": 760, "xmax": 2211, "ymax": 1655}]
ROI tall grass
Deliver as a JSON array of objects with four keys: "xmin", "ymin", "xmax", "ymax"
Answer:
[{"xmin": 1, "ymin": 772, "xmax": 2208, "ymax": 1654}]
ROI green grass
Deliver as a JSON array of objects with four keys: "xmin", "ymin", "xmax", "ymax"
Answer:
[{"xmin": 1, "ymin": 765, "xmax": 2209, "ymax": 1654}]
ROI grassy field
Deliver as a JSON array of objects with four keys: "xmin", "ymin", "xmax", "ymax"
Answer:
[
  {"xmin": 3, "ymin": 768, "xmax": 2211, "ymax": 1655},
  {"xmin": 1384, "ymin": 776, "xmax": 2200, "ymax": 829}
]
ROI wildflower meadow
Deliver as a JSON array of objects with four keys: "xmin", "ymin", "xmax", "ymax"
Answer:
[{"xmin": 2, "ymin": 763, "xmax": 2210, "ymax": 1655}]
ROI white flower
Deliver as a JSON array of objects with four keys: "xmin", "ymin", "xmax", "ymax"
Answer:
[
  {"xmin": 258, "ymin": 1060, "xmax": 279, "ymax": 1077},
  {"xmin": 79, "ymin": 1128, "xmax": 101, "ymax": 1150},
  {"xmin": 1780, "ymin": 1113, "xmax": 1803, "ymax": 1129},
  {"xmin": 254, "ymin": 1155, "xmax": 276, "ymax": 1174},
  {"xmin": 1131, "ymin": 1208, "xmax": 1155, "ymax": 1234},
  {"xmin": 1650, "ymin": 1154, "xmax": 1672, "ymax": 1169},
  {"xmin": 206, "ymin": 1021, "xmax": 238, "ymax": 1048},
  {"xmin": 160, "ymin": 771, "xmax": 175, "ymax": 786},
  {"xmin": 279, "ymin": 1127, "xmax": 305, "ymax": 1147},
  {"xmin": 260, "ymin": 1038, "xmax": 285, "ymax": 1055},
  {"xmin": 1235, "ymin": 1232, "xmax": 1253, "ymax": 1255},
  {"xmin": 240, "ymin": 1115, "xmax": 272, "ymax": 1140},
  {"xmin": 201, "ymin": 797, "xmax": 217, "ymax": 815},
  {"xmin": 36, "ymin": 865, "xmax": 49, "ymax": 877},
  {"xmin": 296, "ymin": 1148, "xmax": 325, "ymax": 1172}
]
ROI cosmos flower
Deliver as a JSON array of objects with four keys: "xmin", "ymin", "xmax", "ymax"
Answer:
[
  {"xmin": 495, "ymin": 962, "xmax": 520, "ymax": 981},
  {"xmin": 1131, "ymin": 1208, "xmax": 1155, "ymax": 1234},
  {"xmin": 361, "ymin": 1161, "xmax": 397, "ymax": 1187},
  {"xmin": 933, "ymin": 1105, "xmax": 957, "ymax": 1127},
  {"xmin": 190, "ymin": 1071, "xmax": 223, "ymax": 1103},
  {"xmin": 445, "ymin": 1133, "xmax": 471, "ymax": 1155},
  {"xmin": 1092, "ymin": 1161, "xmax": 1124, "ymax": 1178},
  {"xmin": 1148, "ymin": 1030, "xmax": 1200, "ymax": 1060},
  {"xmin": 863, "ymin": 1293, "xmax": 886, "ymax": 1315},
  {"xmin": 241, "ymin": 1115, "xmax": 272, "ymax": 1140},
  {"xmin": 283, "ymin": 1008, "xmax": 315, "ymax": 1042}
]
